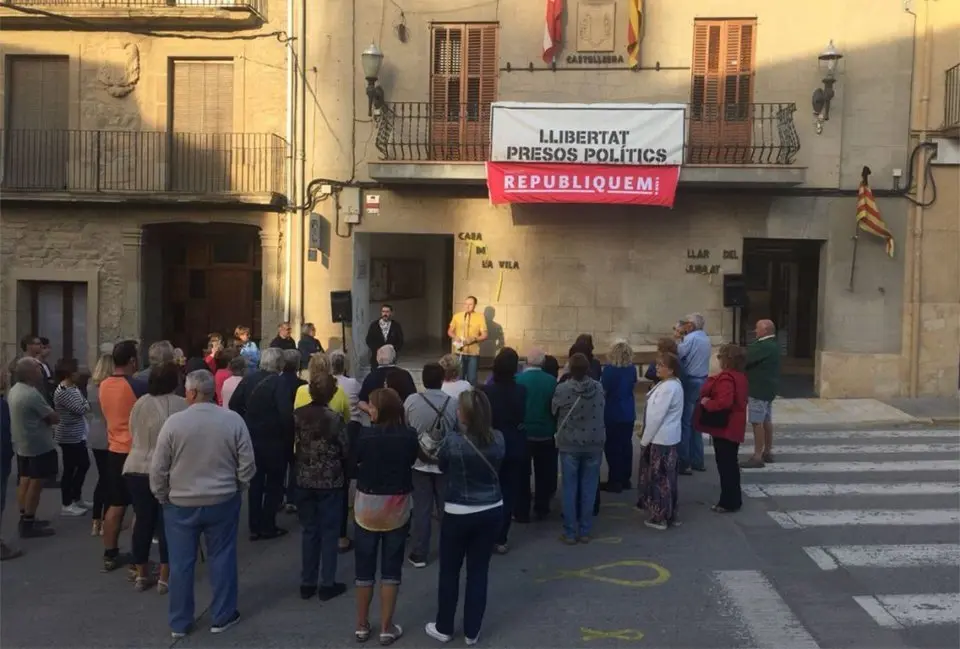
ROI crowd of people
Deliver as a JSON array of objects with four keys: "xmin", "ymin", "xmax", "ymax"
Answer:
[{"xmin": 0, "ymin": 309, "xmax": 781, "ymax": 643}]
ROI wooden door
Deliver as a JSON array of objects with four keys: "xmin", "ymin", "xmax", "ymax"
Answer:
[
  {"xmin": 689, "ymin": 20, "xmax": 756, "ymax": 163},
  {"xmin": 430, "ymin": 24, "xmax": 498, "ymax": 161}
]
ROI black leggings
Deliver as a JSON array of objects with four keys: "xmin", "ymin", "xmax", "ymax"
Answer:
[
  {"xmin": 126, "ymin": 473, "xmax": 168, "ymax": 565},
  {"xmin": 91, "ymin": 449, "xmax": 110, "ymax": 520},
  {"xmin": 59, "ymin": 441, "xmax": 90, "ymax": 507}
]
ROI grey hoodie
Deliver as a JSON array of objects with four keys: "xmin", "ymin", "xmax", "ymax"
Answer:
[{"xmin": 551, "ymin": 377, "xmax": 606, "ymax": 453}]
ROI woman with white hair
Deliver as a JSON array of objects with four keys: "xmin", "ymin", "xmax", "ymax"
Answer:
[
  {"xmin": 438, "ymin": 354, "xmax": 472, "ymax": 400},
  {"xmin": 227, "ymin": 347, "xmax": 294, "ymax": 540},
  {"xmin": 600, "ymin": 341, "xmax": 638, "ymax": 493}
]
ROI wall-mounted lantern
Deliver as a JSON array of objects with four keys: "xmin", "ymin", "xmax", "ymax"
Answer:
[
  {"xmin": 361, "ymin": 43, "xmax": 385, "ymax": 117},
  {"xmin": 811, "ymin": 40, "xmax": 843, "ymax": 135}
]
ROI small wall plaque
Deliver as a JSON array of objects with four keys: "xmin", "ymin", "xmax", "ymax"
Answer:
[{"xmin": 577, "ymin": 1, "xmax": 616, "ymax": 53}]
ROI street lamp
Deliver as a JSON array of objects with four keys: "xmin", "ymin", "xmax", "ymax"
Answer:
[
  {"xmin": 811, "ymin": 40, "xmax": 843, "ymax": 134},
  {"xmin": 361, "ymin": 43, "xmax": 385, "ymax": 117}
]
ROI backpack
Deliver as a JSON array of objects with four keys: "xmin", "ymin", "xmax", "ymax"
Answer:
[{"xmin": 417, "ymin": 394, "xmax": 452, "ymax": 464}]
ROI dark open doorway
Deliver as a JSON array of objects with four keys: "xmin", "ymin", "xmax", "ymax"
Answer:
[{"xmin": 741, "ymin": 238, "xmax": 823, "ymax": 397}]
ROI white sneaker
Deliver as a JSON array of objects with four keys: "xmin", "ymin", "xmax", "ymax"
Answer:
[
  {"xmin": 465, "ymin": 635, "xmax": 479, "ymax": 646},
  {"xmin": 74, "ymin": 499, "xmax": 93, "ymax": 509},
  {"xmin": 61, "ymin": 503, "xmax": 86, "ymax": 517},
  {"xmin": 425, "ymin": 622, "xmax": 453, "ymax": 643}
]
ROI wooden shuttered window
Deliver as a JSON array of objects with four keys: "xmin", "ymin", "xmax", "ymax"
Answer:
[
  {"xmin": 689, "ymin": 19, "xmax": 756, "ymax": 162},
  {"xmin": 5, "ymin": 56, "xmax": 69, "ymax": 189},
  {"xmin": 169, "ymin": 59, "xmax": 235, "ymax": 191},
  {"xmin": 429, "ymin": 23, "xmax": 498, "ymax": 161}
]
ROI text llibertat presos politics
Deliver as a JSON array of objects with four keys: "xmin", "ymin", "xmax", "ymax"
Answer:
[{"xmin": 503, "ymin": 129, "xmax": 669, "ymax": 165}]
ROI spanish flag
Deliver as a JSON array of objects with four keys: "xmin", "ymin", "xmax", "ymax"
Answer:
[
  {"xmin": 626, "ymin": 0, "xmax": 643, "ymax": 68},
  {"xmin": 856, "ymin": 172, "xmax": 895, "ymax": 258}
]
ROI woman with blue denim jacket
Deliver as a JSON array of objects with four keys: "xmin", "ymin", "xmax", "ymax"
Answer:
[{"xmin": 425, "ymin": 389, "xmax": 505, "ymax": 646}]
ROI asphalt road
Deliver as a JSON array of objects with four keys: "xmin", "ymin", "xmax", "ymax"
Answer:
[{"xmin": 1, "ymin": 424, "xmax": 958, "ymax": 649}]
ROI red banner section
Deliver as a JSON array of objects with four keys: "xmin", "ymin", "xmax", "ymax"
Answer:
[{"xmin": 486, "ymin": 162, "xmax": 680, "ymax": 206}]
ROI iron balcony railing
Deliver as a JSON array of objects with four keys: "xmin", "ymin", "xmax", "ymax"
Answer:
[
  {"xmin": 4, "ymin": 0, "xmax": 265, "ymax": 10},
  {"xmin": 945, "ymin": 64, "xmax": 960, "ymax": 131},
  {"xmin": 1, "ymin": 130, "xmax": 287, "ymax": 196},
  {"xmin": 376, "ymin": 102, "xmax": 800, "ymax": 166}
]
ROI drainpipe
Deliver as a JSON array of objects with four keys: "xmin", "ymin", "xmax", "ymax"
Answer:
[
  {"xmin": 283, "ymin": 0, "xmax": 296, "ymax": 323},
  {"xmin": 298, "ymin": 0, "xmax": 308, "ymax": 330},
  {"xmin": 908, "ymin": 0, "xmax": 933, "ymax": 397}
]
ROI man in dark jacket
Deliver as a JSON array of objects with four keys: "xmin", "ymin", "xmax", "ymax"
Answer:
[
  {"xmin": 365, "ymin": 305, "xmax": 404, "ymax": 370},
  {"xmin": 228, "ymin": 347, "xmax": 294, "ymax": 540},
  {"xmin": 742, "ymin": 319, "xmax": 781, "ymax": 468},
  {"xmin": 358, "ymin": 345, "xmax": 416, "ymax": 415},
  {"xmin": 297, "ymin": 323, "xmax": 323, "ymax": 371},
  {"xmin": 269, "ymin": 322, "xmax": 297, "ymax": 351}
]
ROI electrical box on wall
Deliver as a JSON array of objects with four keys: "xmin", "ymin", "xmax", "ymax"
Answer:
[{"xmin": 931, "ymin": 138, "xmax": 960, "ymax": 165}]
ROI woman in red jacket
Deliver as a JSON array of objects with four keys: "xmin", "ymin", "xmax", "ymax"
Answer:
[{"xmin": 694, "ymin": 344, "xmax": 748, "ymax": 513}]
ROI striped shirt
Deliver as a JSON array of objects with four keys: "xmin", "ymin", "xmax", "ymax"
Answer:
[{"xmin": 53, "ymin": 383, "xmax": 90, "ymax": 444}]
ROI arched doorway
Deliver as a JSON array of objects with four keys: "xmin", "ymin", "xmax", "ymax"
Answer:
[{"xmin": 143, "ymin": 223, "xmax": 262, "ymax": 353}]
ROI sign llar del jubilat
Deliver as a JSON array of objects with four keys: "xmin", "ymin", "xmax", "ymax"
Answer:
[{"xmin": 487, "ymin": 102, "xmax": 685, "ymax": 207}]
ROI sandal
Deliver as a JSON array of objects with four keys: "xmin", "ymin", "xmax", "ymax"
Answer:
[
  {"xmin": 355, "ymin": 623, "xmax": 372, "ymax": 643},
  {"xmin": 157, "ymin": 580, "xmax": 169, "ymax": 595},
  {"xmin": 135, "ymin": 576, "xmax": 157, "ymax": 592},
  {"xmin": 379, "ymin": 624, "xmax": 403, "ymax": 646}
]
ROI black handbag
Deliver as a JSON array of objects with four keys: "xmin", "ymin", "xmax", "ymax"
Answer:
[{"xmin": 699, "ymin": 377, "xmax": 735, "ymax": 428}]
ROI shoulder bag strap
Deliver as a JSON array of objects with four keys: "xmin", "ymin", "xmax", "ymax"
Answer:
[
  {"xmin": 555, "ymin": 395, "xmax": 582, "ymax": 437},
  {"xmin": 460, "ymin": 431, "xmax": 499, "ymax": 480}
]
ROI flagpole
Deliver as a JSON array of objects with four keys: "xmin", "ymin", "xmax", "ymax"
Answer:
[{"xmin": 848, "ymin": 166, "xmax": 871, "ymax": 291}]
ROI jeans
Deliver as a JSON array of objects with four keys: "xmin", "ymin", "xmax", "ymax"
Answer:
[
  {"xmin": 411, "ymin": 470, "xmax": 446, "ymax": 558},
  {"xmin": 680, "ymin": 376, "xmax": 706, "ymax": 470},
  {"xmin": 497, "ymin": 457, "xmax": 522, "ymax": 545},
  {"xmin": 560, "ymin": 451, "xmax": 602, "ymax": 539},
  {"xmin": 1, "ymin": 453, "xmax": 11, "ymax": 517},
  {"xmin": 91, "ymin": 449, "xmax": 109, "ymax": 520},
  {"xmin": 127, "ymin": 473, "xmax": 168, "ymax": 565},
  {"xmin": 297, "ymin": 487, "xmax": 343, "ymax": 588},
  {"xmin": 435, "ymin": 506, "xmax": 501, "ymax": 640},
  {"xmin": 712, "ymin": 437, "xmax": 742, "ymax": 511},
  {"xmin": 248, "ymin": 446, "xmax": 285, "ymax": 535},
  {"xmin": 603, "ymin": 421, "xmax": 635, "ymax": 487},
  {"xmin": 460, "ymin": 355, "xmax": 479, "ymax": 385},
  {"xmin": 59, "ymin": 441, "xmax": 90, "ymax": 507},
  {"xmin": 518, "ymin": 439, "xmax": 557, "ymax": 517},
  {"xmin": 354, "ymin": 522, "xmax": 409, "ymax": 586},
  {"xmin": 164, "ymin": 493, "xmax": 241, "ymax": 634}
]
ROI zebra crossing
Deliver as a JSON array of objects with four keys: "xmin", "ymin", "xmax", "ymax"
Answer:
[{"xmin": 738, "ymin": 426, "xmax": 960, "ymax": 638}]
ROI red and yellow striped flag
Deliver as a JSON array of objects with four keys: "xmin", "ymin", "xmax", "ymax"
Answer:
[
  {"xmin": 626, "ymin": 0, "xmax": 643, "ymax": 68},
  {"xmin": 856, "ymin": 176, "xmax": 894, "ymax": 257}
]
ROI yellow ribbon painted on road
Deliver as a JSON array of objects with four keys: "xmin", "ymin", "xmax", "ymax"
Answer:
[
  {"xmin": 538, "ymin": 560, "xmax": 671, "ymax": 588},
  {"xmin": 581, "ymin": 627, "xmax": 645, "ymax": 642}
]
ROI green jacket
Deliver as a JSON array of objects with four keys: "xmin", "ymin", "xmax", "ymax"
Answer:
[
  {"xmin": 745, "ymin": 337, "xmax": 781, "ymax": 401},
  {"xmin": 516, "ymin": 368, "xmax": 557, "ymax": 440}
]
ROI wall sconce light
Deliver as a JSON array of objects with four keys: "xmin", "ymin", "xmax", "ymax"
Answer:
[
  {"xmin": 811, "ymin": 40, "xmax": 843, "ymax": 135},
  {"xmin": 361, "ymin": 43, "xmax": 385, "ymax": 117}
]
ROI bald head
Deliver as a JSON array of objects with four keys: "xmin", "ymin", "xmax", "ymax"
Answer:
[{"xmin": 755, "ymin": 319, "xmax": 776, "ymax": 338}]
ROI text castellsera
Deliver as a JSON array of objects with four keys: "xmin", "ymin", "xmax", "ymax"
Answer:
[{"xmin": 503, "ymin": 128, "xmax": 668, "ymax": 165}]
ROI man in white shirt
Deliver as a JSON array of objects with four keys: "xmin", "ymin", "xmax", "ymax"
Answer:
[{"xmin": 403, "ymin": 363, "xmax": 457, "ymax": 569}]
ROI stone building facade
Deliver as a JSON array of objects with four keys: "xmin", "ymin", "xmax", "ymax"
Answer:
[
  {"xmin": 294, "ymin": 0, "xmax": 958, "ymax": 398},
  {"xmin": 0, "ymin": 1, "xmax": 289, "ymax": 365},
  {"xmin": 1, "ymin": 0, "xmax": 957, "ymax": 399}
]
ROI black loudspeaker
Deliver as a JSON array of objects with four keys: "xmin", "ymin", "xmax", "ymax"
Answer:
[
  {"xmin": 330, "ymin": 290, "xmax": 352, "ymax": 324},
  {"xmin": 723, "ymin": 274, "xmax": 748, "ymax": 308}
]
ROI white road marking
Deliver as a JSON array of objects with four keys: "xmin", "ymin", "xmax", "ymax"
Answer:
[
  {"xmin": 769, "ymin": 509, "xmax": 960, "ymax": 529},
  {"xmin": 854, "ymin": 594, "xmax": 960, "ymax": 629},
  {"xmin": 743, "ymin": 482, "xmax": 960, "ymax": 498},
  {"xmin": 712, "ymin": 570, "xmax": 821, "ymax": 649},
  {"xmin": 748, "ymin": 460, "xmax": 959, "ymax": 473},
  {"xmin": 803, "ymin": 544, "xmax": 960, "ymax": 570},
  {"xmin": 763, "ymin": 429, "xmax": 960, "ymax": 440},
  {"xmin": 706, "ymin": 443, "xmax": 959, "ymax": 455}
]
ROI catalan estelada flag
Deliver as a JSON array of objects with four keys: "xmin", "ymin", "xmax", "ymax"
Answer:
[
  {"xmin": 626, "ymin": 0, "xmax": 643, "ymax": 68},
  {"xmin": 857, "ymin": 172, "xmax": 895, "ymax": 257}
]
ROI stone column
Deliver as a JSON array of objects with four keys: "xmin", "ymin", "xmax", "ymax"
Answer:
[
  {"xmin": 120, "ymin": 227, "xmax": 143, "ymax": 344},
  {"xmin": 259, "ymin": 228, "xmax": 282, "ymax": 339}
]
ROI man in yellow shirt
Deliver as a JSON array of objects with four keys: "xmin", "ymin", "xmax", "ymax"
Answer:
[{"xmin": 447, "ymin": 296, "xmax": 488, "ymax": 385}]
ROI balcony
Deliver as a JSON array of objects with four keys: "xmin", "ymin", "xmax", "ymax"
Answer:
[
  {"xmin": 0, "ymin": 0, "xmax": 266, "ymax": 30},
  {"xmin": 944, "ymin": 64, "xmax": 960, "ymax": 137},
  {"xmin": 0, "ymin": 130, "xmax": 287, "ymax": 207},
  {"xmin": 369, "ymin": 102, "xmax": 805, "ymax": 187}
]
